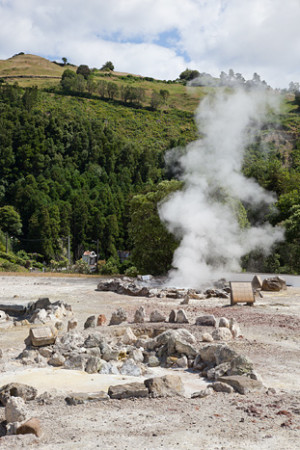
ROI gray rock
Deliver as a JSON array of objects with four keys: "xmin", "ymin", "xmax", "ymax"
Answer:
[
  {"xmin": 149, "ymin": 310, "xmax": 166, "ymax": 323},
  {"xmin": 119, "ymin": 358, "xmax": 141, "ymax": 377},
  {"xmin": 145, "ymin": 375, "xmax": 184, "ymax": 398},
  {"xmin": 84, "ymin": 333, "xmax": 105, "ymax": 348},
  {"xmin": 84, "ymin": 315, "xmax": 96, "ymax": 329},
  {"xmin": 101, "ymin": 343, "xmax": 119, "ymax": 361},
  {"xmin": 175, "ymin": 340, "xmax": 197, "ymax": 358},
  {"xmin": 262, "ymin": 276, "xmax": 286, "ymax": 291},
  {"xmin": 195, "ymin": 315, "xmax": 217, "ymax": 327},
  {"xmin": 99, "ymin": 361, "xmax": 119, "ymax": 375},
  {"xmin": 218, "ymin": 375, "xmax": 264, "ymax": 394},
  {"xmin": 122, "ymin": 327, "xmax": 137, "ymax": 345},
  {"xmin": 206, "ymin": 362, "xmax": 231, "ymax": 380},
  {"xmin": 65, "ymin": 391, "xmax": 109, "ymax": 405},
  {"xmin": 129, "ymin": 348, "xmax": 144, "ymax": 363},
  {"xmin": 176, "ymin": 309, "xmax": 189, "ymax": 324},
  {"xmin": 176, "ymin": 355, "xmax": 188, "ymax": 368},
  {"xmin": 191, "ymin": 389, "xmax": 212, "ymax": 398},
  {"xmin": 227, "ymin": 354, "xmax": 253, "ymax": 376},
  {"xmin": 108, "ymin": 382, "xmax": 149, "ymax": 399},
  {"xmin": 168, "ymin": 310, "xmax": 176, "ymax": 323},
  {"xmin": 48, "ymin": 352, "xmax": 65, "ymax": 367},
  {"xmin": 0, "ymin": 383, "xmax": 37, "ymax": 406},
  {"xmin": 133, "ymin": 306, "xmax": 145, "ymax": 324},
  {"xmin": 64, "ymin": 354, "xmax": 87, "ymax": 371},
  {"xmin": 212, "ymin": 327, "xmax": 232, "ymax": 341},
  {"xmin": 202, "ymin": 332, "xmax": 213, "ymax": 342},
  {"xmin": 38, "ymin": 347, "xmax": 53, "ymax": 359},
  {"xmin": 212, "ymin": 382, "xmax": 234, "ymax": 393},
  {"xmin": 109, "ymin": 308, "xmax": 127, "ymax": 326},
  {"xmin": 147, "ymin": 354, "xmax": 160, "ymax": 367},
  {"xmin": 85, "ymin": 356, "xmax": 103, "ymax": 374},
  {"xmin": 219, "ymin": 317, "xmax": 230, "ymax": 328},
  {"xmin": 215, "ymin": 345, "xmax": 239, "ymax": 365},
  {"xmin": 5, "ymin": 397, "xmax": 28, "ymax": 423}
]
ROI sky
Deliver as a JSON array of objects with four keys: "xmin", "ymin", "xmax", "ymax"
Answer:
[{"xmin": 0, "ymin": 0, "xmax": 299, "ymax": 88}]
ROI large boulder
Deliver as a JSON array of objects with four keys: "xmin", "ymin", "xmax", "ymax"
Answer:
[
  {"xmin": 262, "ymin": 276, "xmax": 286, "ymax": 291},
  {"xmin": 218, "ymin": 375, "xmax": 264, "ymax": 394},
  {"xmin": 108, "ymin": 383, "xmax": 148, "ymax": 399},
  {"xmin": 5, "ymin": 397, "xmax": 28, "ymax": 423},
  {"xmin": 212, "ymin": 327, "xmax": 232, "ymax": 341},
  {"xmin": 144, "ymin": 375, "xmax": 183, "ymax": 398},
  {"xmin": 28, "ymin": 326, "xmax": 57, "ymax": 347},
  {"xmin": 195, "ymin": 315, "xmax": 217, "ymax": 327}
]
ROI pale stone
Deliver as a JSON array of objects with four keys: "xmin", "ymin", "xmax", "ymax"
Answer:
[
  {"xmin": 145, "ymin": 375, "xmax": 184, "ymax": 398},
  {"xmin": 5, "ymin": 397, "xmax": 28, "ymax": 423},
  {"xmin": 29, "ymin": 326, "xmax": 57, "ymax": 347},
  {"xmin": 122, "ymin": 327, "xmax": 137, "ymax": 345},
  {"xmin": 67, "ymin": 319, "xmax": 78, "ymax": 331},
  {"xmin": 191, "ymin": 389, "xmax": 212, "ymax": 398},
  {"xmin": 202, "ymin": 332, "xmax": 213, "ymax": 342},
  {"xmin": 120, "ymin": 358, "xmax": 141, "ymax": 377},
  {"xmin": 176, "ymin": 355, "xmax": 188, "ymax": 368},
  {"xmin": 218, "ymin": 375, "xmax": 264, "ymax": 394},
  {"xmin": 133, "ymin": 307, "xmax": 145, "ymax": 324},
  {"xmin": 149, "ymin": 310, "xmax": 166, "ymax": 323},
  {"xmin": 176, "ymin": 309, "xmax": 189, "ymax": 324},
  {"xmin": 219, "ymin": 317, "xmax": 230, "ymax": 328},
  {"xmin": 108, "ymin": 382, "xmax": 148, "ymax": 399},
  {"xmin": 48, "ymin": 352, "xmax": 65, "ymax": 367},
  {"xmin": 109, "ymin": 308, "xmax": 127, "ymax": 325},
  {"xmin": 212, "ymin": 327, "xmax": 232, "ymax": 341},
  {"xmin": 212, "ymin": 382, "xmax": 234, "ymax": 393}
]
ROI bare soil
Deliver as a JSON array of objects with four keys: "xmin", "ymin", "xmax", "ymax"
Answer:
[{"xmin": 0, "ymin": 274, "xmax": 299, "ymax": 449}]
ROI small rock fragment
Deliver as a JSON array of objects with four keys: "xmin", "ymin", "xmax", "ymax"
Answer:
[
  {"xmin": 16, "ymin": 418, "xmax": 42, "ymax": 437},
  {"xmin": 84, "ymin": 315, "xmax": 96, "ymax": 329},
  {"xmin": 134, "ymin": 307, "xmax": 145, "ymax": 324}
]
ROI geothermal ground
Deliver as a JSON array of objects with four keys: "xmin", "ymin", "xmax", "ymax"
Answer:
[{"xmin": 0, "ymin": 274, "xmax": 300, "ymax": 449}]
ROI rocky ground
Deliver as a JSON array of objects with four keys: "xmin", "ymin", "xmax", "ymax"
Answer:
[{"xmin": 0, "ymin": 274, "xmax": 299, "ymax": 449}]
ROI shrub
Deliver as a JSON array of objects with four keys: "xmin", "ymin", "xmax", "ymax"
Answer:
[
  {"xmin": 124, "ymin": 265, "xmax": 138, "ymax": 277},
  {"xmin": 99, "ymin": 257, "xmax": 119, "ymax": 275}
]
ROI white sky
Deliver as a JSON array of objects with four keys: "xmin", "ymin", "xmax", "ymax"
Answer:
[{"xmin": 0, "ymin": 0, "xmax": 299, "ymax": 88}]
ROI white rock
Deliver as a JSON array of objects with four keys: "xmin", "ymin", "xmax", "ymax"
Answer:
[
  {"xmin": 212, "ymin": 327, "xmax": 232, "ymax": 341},
  {"xmin": 202, "ymin": 332, "xmax": 213, "ymax": 342},
  {"xmin": 176, "ymin": 309, "xmax": 189, "ymax": 324},
  {"xmin": 122, "ymin": 327, "xmax": 137, "ymax": 345},
  {"xmin": 5, "ymin": 397, "xmax": 28, "ymax": 423},
  {"xmin": 219, "ymin": 317, "xmax": 230, "ymax": 328},
  {"xmin": 231, "ymin": 323, "xmax": 241, "ymax": 338}
]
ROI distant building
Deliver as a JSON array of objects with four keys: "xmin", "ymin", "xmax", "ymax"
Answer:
[{"xmin": 82, "ymin": 250, "xmax": 97, "ymax": 270}]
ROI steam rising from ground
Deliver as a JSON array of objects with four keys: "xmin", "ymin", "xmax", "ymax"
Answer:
[{"xmin": 159, "ymin": 88, "xmax": 284, "ymax": 287}]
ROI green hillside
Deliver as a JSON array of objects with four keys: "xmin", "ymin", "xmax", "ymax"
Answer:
[{"xmin": 0, "ymin": 54, "xmax": 300, "ymax": 275}]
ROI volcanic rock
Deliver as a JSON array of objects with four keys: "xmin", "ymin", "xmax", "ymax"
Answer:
[
  {"xmin": 176, "ymin": 309, "xmax": 189, "ymax": 324},
  {"xmin": 0, "ymin": 383, "xmax": 37, "ymax": 406},
  {"xmin": 84, "ymin": 315, "xmax": 96, "ymax": 329},
  {"xmin": 5, "ymin": 397, "xmax": 28, "ymax": 423},
  {"xmin": 133, "ymin": 306, "xmax": 145, "ymax": 323},
  {"xmin": 108, "ymin": 382, "xmax": 148, "ymax": 399},
  {"xmin": 109, "ymin": 308, "xmax": 127, "ymax": 325},
  {"xmin": 217, "ymin": 375, "xmax": 264, "ymax": 394},
  {"xmin": 145, "ymin": 375, "xmax": 184, "ymax": 398},
  {"xmin": 262, "ymin": 276, "xmax": 287, "ymax": 291},
  {"xmin": 150, "ymin": 310, "xmax": 166, "ymax": 323},
  {"xmin": 16, "ymin": 418, "xmax": 42, "ymax": 437},
  {"xmin": 195, "ymin": 315, "xmax": 217, "ymax": 327}
]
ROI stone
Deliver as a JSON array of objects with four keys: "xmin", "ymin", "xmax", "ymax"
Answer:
[
  {"xmin": 67, "ymin": 319, "xmax": 78, "ymax": 331},
  {"xmin": 119, "ymin": 358, "xmax": 141, "ymax": 377},
  {"xmin": 195, "ymin": 315, "xmax": 217, "ymax": 327},
  {"xmin": 176, "ymin": 309, "xmax": 189, "ymax": 324},
  {"xmin": 215, "ymin": 345, "xmax": 239, "ymax": 365},
  {"xmin": 65, "ymin": 391, "xmax": 109, "ymax": 405},
  {"xmin": 129, "ymin": 348, "xmax": 144, "ymax": 363},
  {"xmin": 48, "ymin": 352, "xmax": 65, "ymax": 367},
  {"xmin": 206, "ymin": 362, "xmax": 231, "ymax": 380},
  {"xmin": 101, "ymin": 343, "xmax": 119, "ymax": 361},
  {"xmin": 175, "ymin": 340, "xmax": 197, "ymax": 358},
  {"xmin": 227, "ymin": 354, "xmax": 253, "ymax": 376},
  {"xmin": 191, "ymin": 389, "xmax": 212, "ymax": 398},
  {"xmin": 219, "ymin": 317, "xmax": 230, "ymax": 328},
  {"xmin": 145, "ymin": 375, "xmax": 184, "ymax": 398},
  {"xmin": 134, "ymin": 306, "xmax": 145, "ymax": 324},
  {"xmin": 31, "ymin": 308, "xmax": 48, "ymax": 324},
  {"xmin": 212, "ymin": 327, "xmax": 233, "ymax": 341},
  {"xmin": 0, "ymin": 383, "xmax": 37, "ymax": 406},
  {"xmin": 85, "ymin": 356, "xmax": 103, "ymax": 374},
  {"xmin": 97, "ymin": 279, "xmax": 150, "ymax": 297},
  {"xmin": 97, "ymin": 314, "xmax": 107, "ymax": 326},
  {"xmin": 252, "ymin": 275, "xmax": 262, "ymax": 290},
  {"xmin": 109, "ymin": 308, "xmax": 127, "ymax": 325},
  {"xmin": 84, "ymin": 315, "xmax": 96, "ymax": 329},
  {"xmin": 176, "ymin": 355, "xmax": 188, "ymax": 368},
  {"xmin": 29, "ymin": 326, "xmax": 57, "ymax": 347},
  {"xmin": 212, "ymin": 382, "xmax": 234, "ymax": 393},
  {"xmin": 168, "ymin": 310, "xmax": 176, "ymax": 323},
  {"xmin": 262, "ymin": 276, "xmax": 286, "ymax": 291},
  {"xmin": 180, "ymin": 295, "xmax": 190, "ymax": 305},
  {"xmin": 197, "ymin": 345, "xmax": 220, "ymax": 365},
  {"xmin": 84, "ymin": 333, "xmax": 105, "ymax": 348},
  {"xmin": 202, "ymin": 332, "xmax": 213, "ymax": 342},
  {"xmin": 122, "ymin": 327, "xmax": 137, "ymax": 345},
  {"xmin": 108, "ymin": 382, "xmax": 149, "ymax": 399},
  {"xmin": 98, "ymin": 361, "xmax": 119, "ymax": 375},
  {"xmin": 149, "ymin": 310, "xmax": 166, "ymax": 323},
  {"xmin": 64, "ymin": 354, "xmax": 87, "ymax": 371},
  {"xmin": 5, "ymin": 397, "xmax": 28, "ymax": 423},
  {"xmin": 16, "ymin": 418, "xmax": 42, "ymax": 437},
  {"xmin": 230, "ymin": 322, "xmax": 242, "ymax": 338},
  {"xmin": 0, "ymin": 310, "xmax": 7, "ymax": 322},
  {"xmin": 218, "ymin": 375, "xmax": 264, "ymax": 394},
  {"xmin": 147, "ymin": 355, "xmax": 160, "ymax": 367},
  {"xmin": 55, "ymin": 320, "xmax": 63, "ymax": 330},
  {"xmin": 34, "ymin": 297, "xmax": 51, "ymax": 310}
]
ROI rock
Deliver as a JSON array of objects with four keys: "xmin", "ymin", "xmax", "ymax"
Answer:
[
  {"xmin": 195, "ymin": 315, "xmax": 217, "ymax": 327},
  {"xmin": 219, "ymin": 317, "xmax": 230, "ymax": 328},
  {"xmin": 101, "ymin": 343, "xmax": 119, "ymax": 361},
  {"xmin": 168, "ymin": 310, "xmax": 176, "ymax": 323},
  {"xmin": 119, "ymin": 358, "xmax": 141, "ymax": 377},
  {"xmin": 67, "ymin": 319, "xmax": 78, "ymax": 331},
  {"xmin": 108, "ymin": 382, "xmax": 149, "ymax": 399},
  {"xmin": 109, "ymin": 308, "xmax": 127, "ymax": 325},
  {"xmin": 0, "ymin": 310, "xmax": 7, "ymax": 322},
  {"xmin": 227, "ymin": 354, "xmax": 253, "ymax": 376},
  {"xmin": 197, "ymin": 345, "xmax": 220, "ymax": 365},
  {"xmin": 230, "ymin": 321, "xmax": 242, "ymax": 338},
  {"xmin": 145, "ymin": 375, "xmax": 184, "ymax": 398},
  {"xmin": 97, "ymin": 314, "xmax": 107, "ymax": 326},
  {"xmin": 176, "ymin": 309, "xmax": 189, "ymax": 324},
  {"xmin": 218, "ymin": 375, "xmax": 264, "ymax": 394},
  {"xmin": 212, "ymin": 382, "xmax": 234, "ymax": 393},
  {"xmin": 64, "ymin": 354, "xmax": 87, "ymax": 371},
  {"xmin": 31, "ymin": 308, "xmax": 48, "ymax": 324},
  {"xmin": 215, "ymin": 345, "xmax": 239, "ymax": 365},
  {"xmin": 212, "ymin": 327, "xmax": 232, "ymax": 341},
  {"xmin": 16, "ymin": 417, "xmax": 42, "ymax": 437},
  {"xmin": 28, "ymin": 326, "xmax": 57, "ymax": 347},
  {"xmin": 149, "ymin": 310, "xmax": 166, "ymax": 323},
  {"xmin": 206, "ymin": 362, "xmax": 231, "ymax": 380},
  {"xmin": 5, "ymin": 397, "xmax": 28, "ymax": 423},
  {"xmin": 84, "ymin": 315, "xmax": 96, "ymax": 329},
  {"xmin": 129, "ymin": 348, "xmax": 144, "ymax": 363},
  {"xmin": 175, "ymin": 340, "xmax": 197, "ymax": 358},
  {"xmin": 48, "ymin": 352, "xmax": 65, "ymax": 367},
  {"xmin": 176, "ymin": 355, "xmax": 188, "ymax": 368},
  {"xmin": 0, "ymin": 383, "xmax": 37, "ymax": 406},
  {"xmin": 98, "ymin": 361, "xmax": 119, "ymax": 375},
  {"xmin": 180, "ymin": 295, "xmax": 190, "ymax": 305},
  {"xmin": 147, "ymin": 354, "xmax": 160, "ymax": 367},
  {"xmin": 84, "ymin": 333, "xmax": 105, "ymax": 349},
  {"xmin": 133, "ymin": 306, "xmax": 145, "ymax": 324},
  {"xmin": 34, "ymin": 297, "xmax": 51, "ymax": 310},
  {"xmin": 191, "ymin": 389, "xmax": 212, "ymax": 398},
  {"xmin": 65, "ymin": 391, "xmax": 109, "ymax": 405},
  {"xmin": 262, "ymin": 276, "xmax": 287, "ymax": 291},
  {"xmin": 85, "ymin": 356, "xmax": 103, "ymax": 374},
  {"xmin": 122, "ymin": 327, "xmax": 137, "ymax": 345},
  {"xmin": 202, "ymin": 332, "xmax": 213, "ymax": 342},
  {"xmin": 97, "ymin": 279, "xmax": 150, "ymax": 297},
  {"xmin": 55, "ymin": 320, "xmax": 63, "ymax": 330},
  {"xmin": 86, "ymin": 347, "xmax": 101, "ymax": 357}
]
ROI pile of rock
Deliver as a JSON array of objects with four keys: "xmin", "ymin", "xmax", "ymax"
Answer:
[
  {"xmin": 0, "ymin": 383, "xmax": 41, "ymax": 437},
  {"xmin": 195, "ymin": 315, "xmax": 241, "ymax": 341}
]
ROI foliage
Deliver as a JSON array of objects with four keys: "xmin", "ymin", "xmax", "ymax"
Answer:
[
  {"xmin": 73, "ymin": 258, "xmax": 90, "ymax": 274},
  {"xmin": 124, "ymin": 265, "xmax": 138, "ymax": 277},
  {"xmin": 99, "ymin": 257, "xmax": 119, "ymax": 274},
  {"xmin": 101, "ymin": 61, "xmax": 114, "ymax": 71},
  {"xmin": 76, "ymin": 65, "xmax": 91, "ymax": 79},
  {"xmin": 0, "ymin": 206, "xmax": 22, "ymax": 235},
  {"xmin": 179, "ymin": 69, "xmax": 200, "ymax": 82}
]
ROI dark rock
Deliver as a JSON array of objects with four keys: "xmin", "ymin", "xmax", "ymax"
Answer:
[
  {"xmin": 195, "ymin": 315, "xmax": 217, "ymax": 327},
  {"xmin": 16, "ymin": 418, "xmax": 42, "ymax": 437},
  {"xmin": 0, "ymin": 383, "xmax": 37, "ymax": 406},
  {"xmin": 84, "ymin": 315, "xmax": 96, "ymax": 329},
  {"xmin": 109, "ymin": 308, "xmax": 127, "ymax": 326},
  {"xmin": 108, "ymin": 382, "xmax": 149, "ymax": 399},
  {"xmin": 262, "ymin": 276, "xmax": 287, "ymax": 291},
  {"xmin": 218, "ymin": 375, "xmax": 264, "ymax": 394},
  {"xmin": 168, "ymin": 310, "xmax": 176, "ymax": 323}
]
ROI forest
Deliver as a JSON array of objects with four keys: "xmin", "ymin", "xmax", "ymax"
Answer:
[{"xmin": 0, "ymin": 61, "xmax": 300, "ymax": 276}]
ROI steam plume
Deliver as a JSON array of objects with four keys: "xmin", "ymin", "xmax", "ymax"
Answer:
[{"xmin": 159, "ymin": 88, "xmax": 284, "ymax": 287}]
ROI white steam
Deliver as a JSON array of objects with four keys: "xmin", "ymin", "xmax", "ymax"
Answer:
[{"xmin": 159, "ymin": 88, "xmax": 284, "ymax": 287}]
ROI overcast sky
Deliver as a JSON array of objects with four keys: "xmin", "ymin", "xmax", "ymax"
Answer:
[{"xmin": 0, "ymin": 0, "xmax": 299, "ymax": 88}]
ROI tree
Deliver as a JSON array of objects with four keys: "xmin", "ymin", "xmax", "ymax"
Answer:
[
  {"xmin": 179, "ymin": 68, "xmax": 200, "ymax": 82},
  {"xmin": 159, "ymin": 89, "xmax": 169, "ymax": 104},
  {"xmin": 101, "ymin": 61, "xmax": 114, "ymax": 71},
  {"xmin": 60, "ymin": 69, "xmax": 76, "ymax": 92},
  {"xmin": 62, "ymin": 57, "xmax": 68, "ymax": 66},
  {"xmin": 76, "ymin": 64, "xmax": 91, "ymax": 79},
  {"xmin": 150, "ymin": 90, "xmax": 162, "ymax": 109},
  {"xmin": 107, "ymin": 82, "xmax": 118, "ymax": 100},
  {"xmin": 0, "ymin": 205, "xmax": 22, "ymax": 235},
  {"xmin": 129, "ymin": 180, "xmax": 182, "ymax": 275}
]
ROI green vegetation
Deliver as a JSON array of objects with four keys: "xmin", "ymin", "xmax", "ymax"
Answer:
[{"xmin": 1, "ymin": 54, "xmax": 300, "ymax": 275}]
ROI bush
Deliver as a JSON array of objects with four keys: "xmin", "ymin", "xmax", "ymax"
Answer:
[
  {"xmin": 99, "ymin": 257, "xmax": 119, "ymax": 275},
  {"xmin": 73, "ymin": 259, "xmax": 90, "ymax": 274},
  {"xmin": 124, "ymin": 265, "xmax": 138, "ymax": 277}
]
